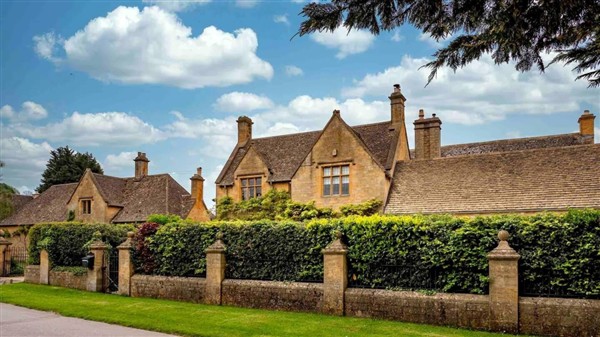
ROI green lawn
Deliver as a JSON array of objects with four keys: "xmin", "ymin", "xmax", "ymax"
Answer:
[{"xmin": 0, "ymin": 283, "xmax": 524, "ymax": 337}]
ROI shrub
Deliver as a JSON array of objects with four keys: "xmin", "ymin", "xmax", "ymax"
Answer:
[
  {"xmin": 137, "ymin": 210, "xmax": 600, "ymax": 297},
  {"xmin": 340, "ymin": 199, "xmax": 383, "ymax": 216},
  {"xmin": 147, "ymin": 214, "xmax": 182, "ymax": 225},
  {"xmin": 28, "ymin": 222, "xmax": 133, "ymax": 266},
  {"xmin": 132, "ymin": 222, "xmax": 161, "ymax": 274}
]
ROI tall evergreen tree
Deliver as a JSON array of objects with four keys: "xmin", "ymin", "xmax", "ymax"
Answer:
[
  {"xmin": 36, "ymin": 146, "xmax": 103, "ymax": 193},
  {"xmin": 297, "ymin": 0, "xmax": 600, "ymax": 87}
]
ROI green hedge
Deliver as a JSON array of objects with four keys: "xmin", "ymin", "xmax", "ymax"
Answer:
[
  {"xmin": 139, "ymin": 210, "xmax": 600, "ymax": 296},
  {"xmin": 28, "ymin": 222, "xmax": 134, "ymax": 266}
]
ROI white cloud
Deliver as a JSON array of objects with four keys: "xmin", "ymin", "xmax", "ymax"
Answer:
[
  {"xmin": 310, "ymin": 28, "xmax": 375, "ymax": 59},
  {"xmin": 214, "ymin": 92, "xmax": 274, "ymax": 112},
  {"xmin": 12, "ymin": 111, "xmax": 165, "ymax": 146},
  {"xmin": 236, "ymin": 0, "xmax": 259, "ymax": 8},
  {"xmin": 391, "ymin": 31, "xmax": 403, "ymax": 42},
  {"xmin": 274, "ymin": 14, "xmax": 290, "ymax": 26},
  {"xmin": 0, "ymin": 101, "xmax": 48, "ymax": 122},
  {"xmin": 142, "ymin": 0, "xmax": 211, "ymax": 12},
  {"xmin": 164, "ymin": 114, "xmax": 237, "ymax": 159},
  {"xmin": 33, "ymin": 32, "xmax": 63, "ymax": 62},
  {"xmin": 105, "ymin": 151, "xmax": 137, "ymax": 169},
  {"xmin": 0, "ymin": 137, "xmax": 53, "ymax": 190},
  {"xmin": 34, "ymin": 6, "xmax": 273, "ymax": 89},
  {"xmin": 285, "ymin": 65, "xmax": 303, "ymax": 77},
  {"xmin": 418, "ymin": 33, "xmax": 443, "ymax": 48},
  {"xmin": 341, "ymin": 54, "xmax": 599, "ymax": 125}
]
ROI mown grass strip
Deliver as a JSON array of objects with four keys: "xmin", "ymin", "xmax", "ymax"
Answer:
[{"xmin": 0, "ymin": 283, "xmax": 526, "ymax": 337}]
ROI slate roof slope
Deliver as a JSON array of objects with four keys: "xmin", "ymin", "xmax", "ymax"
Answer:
[
  {"xmin": 0, "ymin": 184, "xmax": 77, "ymax": 226},
  {"xmin": 217, "ymin": 121, "xmax": 396, "ymax": 185},
  {"xmin": 110, "ymin": 174, "xmax": 194, "ymax": 223},
  {"xmin": 11, "ymin": 195, "xmax": 34, "ymax": 212},
  {"xmin": 92, "ymin": 173, "xmax": 127, "ymax": 206},
  {"xmin": 386, "ymin": 144, "xmax": 600, "ymax": 214}
]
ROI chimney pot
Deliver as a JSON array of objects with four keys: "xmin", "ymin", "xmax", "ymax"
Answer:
[
  {"xmin": 197, "ymin": 167, "xmax": 202, "ymax": 175},
  {"xmin": 432, "ymin": 113, "xmax": 437, "ymax": 118},
  {"xmin": 393, "ymin": 84, "xmax": 400, "ymax": 93},
  {"xmin": 419, "ymin": 109, "xmax": 425, "ymax": 119}
]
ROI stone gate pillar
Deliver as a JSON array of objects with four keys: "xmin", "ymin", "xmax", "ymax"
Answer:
[
  {"xmin": 87, "ymin": 232, "xmax": 108, "ymax": 292},
  {"xmin": 488, "ymin": 230, "xmax": 520, "ymax": 333},
  {"xmin": 39, "ymin": 249, "xmax": 50, "ymax": 284},
  {"xmin": 322, "ymin": 231, "xmax": 348, "ymax": 315},
  {"xmin": 205, "ymin": 232, "xmax": 226, "ymax": 305},
  {"xmin": 117, "ymin": 232, "xmax": 134, "ymax": 296},
  {"xmin": 0, "ymin": 233, "xmax": 12, "ymax": 277}
]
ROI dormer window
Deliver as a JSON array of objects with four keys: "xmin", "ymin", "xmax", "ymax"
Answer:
[{"xmin": 81, "ymin": 199, "xmax": 92, "ymax": 214}]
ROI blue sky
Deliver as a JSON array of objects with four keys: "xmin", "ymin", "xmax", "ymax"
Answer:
[{"xmin": 1, "ymin": 0, "xmax": 598, "ymax": 207}]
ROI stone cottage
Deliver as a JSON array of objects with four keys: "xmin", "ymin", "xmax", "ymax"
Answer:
[
  {"xmin": 0, "ymin": 152, "xmax": 211, "ymax": 244},
  {"xmin": 216, "ymin": 84, "xmax": 599, "ymax": 215}
]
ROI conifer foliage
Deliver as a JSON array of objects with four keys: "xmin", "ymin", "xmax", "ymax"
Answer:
[{"xmin": 36, "ymin": 146, "xmax": 103, "ymax": 193}]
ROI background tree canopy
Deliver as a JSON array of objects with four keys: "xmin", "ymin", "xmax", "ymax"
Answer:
[
  {"xmin": 36, "ymin": 146, "xmax": 103, "ymax": 193},
  {"xmin": 298, "ymin": 0, "xmax": 600, "ymax": 87}
]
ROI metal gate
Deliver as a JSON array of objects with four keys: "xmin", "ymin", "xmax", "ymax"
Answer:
[
  {"xmin": 107, "ymin": 252, "xmax": 119, "ymax": 293},
  {"xmin": 2, "ymin": 246, "xmax": 28, "ymax": 276}
]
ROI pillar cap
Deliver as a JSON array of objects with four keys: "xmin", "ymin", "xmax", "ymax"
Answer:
[
  {"xmin": 118, "ymin": 231, "xmax": 135, "ymax": 249},
  {"xmin": 322, "ymin": 230, "xmax": 348, "ymax": 254},
  {"xmin": 488, "ymin": 230, "xmax": 520, "ymax": 260},
  {"xmin": 206, "ymin": 232, "xmax": 226, "ymax": 253}
]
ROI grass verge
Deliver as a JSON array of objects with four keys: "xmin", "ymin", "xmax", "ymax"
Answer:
[{"xmin": 0, "ymin": 283, "xmax": 524, "ymax": 337}]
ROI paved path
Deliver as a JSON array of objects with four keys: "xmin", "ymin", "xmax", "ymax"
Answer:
[{"xmin": 0, "ymin": 303, "xmax": 178, "ymax": 337}]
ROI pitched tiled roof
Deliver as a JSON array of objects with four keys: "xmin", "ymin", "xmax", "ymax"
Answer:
[
  {"xmin": 11, "ymin": 195, "xmax": 33, "ymax": 212},
  {"xmin": 0, "ymin": 184, "xmax": 77, "ymax": 226},
  {"xmin": 385, "ymin": 144, "xmax": 600, "ymax": 215},
  {"xmin": 216, "ymin": 121, "xmax": 396, "ymax": 185},
  {"xmin": 409, "ymin": 133, "xmax": 588, "ymax": 158},
  {"xmin": 110, "ymin": 174, "xmax": 194, "ymax": 223},
  {"xmin": 92, "ymin": 173, "xmax": 127, "ymax": 206},
  {"xmin": 1, "ymin": 174, "xmax": 195, "ymax": 226}
]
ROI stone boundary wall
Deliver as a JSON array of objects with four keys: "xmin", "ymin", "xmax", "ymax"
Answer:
[
  {"xmin": 24, "ymin": 265, "xmax": 40, "ymax": 284},
  {"xmin": 519, "ymin": 297, "xmax": 600, "ymax": 337},
  {"xmin": 345, "ymin": 288, "xmax": 489, "ymax": 330},
  {"xmin": 49, "ymin": 270, "xmax": 87, "ymax": 291},
  {"xmin": 131, "ymin": 275, "xmax": 206, "ymax": 303},
  {"xmin": 222, "ymin": 279, "xmax": 323, "ymax": 313}
]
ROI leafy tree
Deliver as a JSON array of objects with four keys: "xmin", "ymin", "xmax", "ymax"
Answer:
[
  {"xmin": 36, "ymin": 146, "xmax": 103, "ymax": 193},
  {"xmin": 0, "ymin": 182, "xmax": 18, "ymax": 221},
  {"xmin": 298, "ymin": 0, "xmax": 600, "ymax": 87}
]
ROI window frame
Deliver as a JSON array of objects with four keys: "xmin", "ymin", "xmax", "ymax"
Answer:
[
  {"xmin": 322, "ymin": 164, "xmax": 350, "ymax": 197},
  {"xmin": 240, "ymin": 176, "xmax": 263, "ymax": 200},
  {"xmin": 81, "ymin": 199, "xmax": 92, "ymax": 215}
]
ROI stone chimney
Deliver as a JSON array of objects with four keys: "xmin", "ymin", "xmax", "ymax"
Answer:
[
  {"xmin": 389, "ymin": 84, "xmax": 406, "ymax": 127},
  {"xmin": 134, "ymin": 152, "xmax": 149, "ymax": 179},
  {"xmin": 237, "ymin": 116, "xmax": 253, "ymax": 145},
  {"xmin": 190, "ymin": 167, "xmax": 205, "ymax": 202},
  {"xmin": 578, "ymin": 110, "xmax": 596, "ymax": 144},
  {"xmin": 414, "ymin": 110, "xmax": 442, "ymax": 160}
]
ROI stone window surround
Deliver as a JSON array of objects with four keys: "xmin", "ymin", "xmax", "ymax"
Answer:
[
  {"xmin": 322, "ymin": 164, "xmax": 350, "ymax": 197},
  {"xmin": 240, "ymin": 176, "xmax": 263, "ymax": 200},
  {"xmin": 80, "ymin": 198, "xmax": 92, "ymax": 214}
]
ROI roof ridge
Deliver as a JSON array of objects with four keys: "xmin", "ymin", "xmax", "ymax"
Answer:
[
  {"xmin": 251, "ymin": 120, "xmax": 391, "ymax": 142},
  {"xmin": 441, "ymin": 132, "xmax": 581, "ymax": 149},
  {"xmin": 408, "ymin": 142, "xmax": 600, "ymax": 162}
]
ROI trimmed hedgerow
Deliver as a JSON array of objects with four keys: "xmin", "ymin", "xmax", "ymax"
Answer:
[
  {"xmin": 138, "ymin": 210, "xmax": 600, "ymax": 297},
  {"xmin": 28, "ymin": 222, "xmax": 134, "ymax": 266}
]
